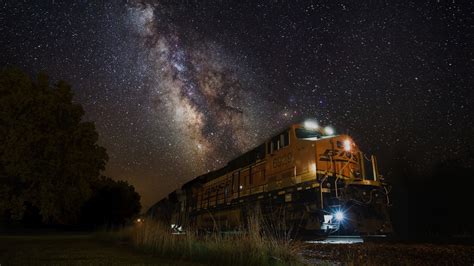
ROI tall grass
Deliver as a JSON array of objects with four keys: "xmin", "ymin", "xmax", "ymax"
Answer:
[{"xmin": 127, "ymin": 214, "xmax": 303, "ymax": 265}]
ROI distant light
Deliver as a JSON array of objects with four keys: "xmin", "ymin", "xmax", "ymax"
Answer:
[
  {"xmin": 310, "ymin": 163, "xmax": 316, "ymax": 172},
  {"xmin": 239, "ymin": 185, "xmax": 243, "ymax": 190},
  {"xmin": 344, "ymin": 139, "xmax": 351, "ymax": 151},
  {"xmin": 304, "ymin": 120, "xmax": 319, "ymax": 130},
  {"xmin": 136, "ymin": 218, "xmax": 142, "ymax": 223},
  {"xmin": 324, "ymin": 126, "xmax": 335, "ymax": 135},
  {"xmin": 334, "ymin": 211, "xmax": 344, "ymax": 221}
]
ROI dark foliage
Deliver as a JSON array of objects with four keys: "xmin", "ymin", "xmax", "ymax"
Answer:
[
  {"xmin": 0, "ymin": 68, "xmax": 108, "ymax": 224},
  {"xmin": 81, "ymin": 176, "xmax": 141, "ymax": 227},
  {"xmin": 0, "ymin": 68, "xmax": 140, "ymax": 227}
]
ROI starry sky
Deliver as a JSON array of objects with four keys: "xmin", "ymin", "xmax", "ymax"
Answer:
[{"xmin": 1, "ymin": 0, "xmax": 472, "ymax": 209}]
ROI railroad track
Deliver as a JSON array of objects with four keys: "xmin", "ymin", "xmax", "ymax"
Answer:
[{"xmin": 305, "ymin": 234, "xmax": 388, "ymax": 244}]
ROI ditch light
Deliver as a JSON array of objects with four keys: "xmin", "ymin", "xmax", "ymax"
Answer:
[{"xmin": 334, "ymin": 211, "xmax": 344, "ymax": 221}]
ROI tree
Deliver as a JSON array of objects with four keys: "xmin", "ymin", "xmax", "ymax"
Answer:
[
  {"xmin": 81, "ymin": 176, "xmax": 141, "ymax": 227},
  {"xmin": 0, "ymin": 68, "xmax": 108, "ymax": 224}
]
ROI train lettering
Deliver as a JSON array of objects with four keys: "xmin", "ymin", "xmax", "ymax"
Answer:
[{"xmin": 273, "ymin": 153, "xmax": 293, "ymax": 168}]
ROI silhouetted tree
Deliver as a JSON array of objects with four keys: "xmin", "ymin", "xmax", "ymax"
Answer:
[
  {"xmin": 0, "ymin": 68, "xmax": 108, "ymax": 224},
  {"xmin": 81, "ymin": 176, "xmax": 141, "ymax": 227}
]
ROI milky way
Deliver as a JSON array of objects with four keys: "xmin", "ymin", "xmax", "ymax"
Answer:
[
  {"xmin": 127, "ymin": 2, "xmax": 270, "ymax": 172},
  {"xmin": 1, "ymin": 1, "xmax": 472, "ymax": 209}
]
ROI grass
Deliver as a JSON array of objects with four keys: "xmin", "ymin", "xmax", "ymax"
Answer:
[
  {"xmin": 100, "ymin": 215, "xmax": 305, "ymax": 266},
  {"xmin": 3, "ymin": 229, "xmax": 471, "ymax": 265},
  {"xmin": 0, "ymin": 212, "xmax": 303, "ymax": 265},
  {"xmin": 0, "ymin": 234, "xmax": 201, "ymax": 265}
]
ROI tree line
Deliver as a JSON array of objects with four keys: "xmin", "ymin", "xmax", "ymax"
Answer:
[{"xmin": 0, "ymin": 68, "xmax": 140, "ymax": 228}]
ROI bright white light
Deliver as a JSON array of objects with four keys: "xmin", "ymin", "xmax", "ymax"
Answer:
[
  {"xmin": 335, "ymin": 211, "xmax": 344, "ymax": 221},
  {"xmin": 170, "ymin": 224, "xmax": 183, "ymax": 232},
  {"xmin": 344, "ymin": 139, "xmax": 351, "ymax": 151},
  {"xmin": 239, "ymin": 185, "xmax": 243, "ymax": 190},
  {"xmin": 310, "ymin": 163, "xmax": 316, "ymax": 172},
  {"xmin": 304, "ymin": 120, "xmax": 319, "ymax": 130},
  {"xmin": 324, "ymin": 126, "xmax": 335, "ymax": 135},
  {"xmin": 323, "ymin": 215, "xmax": 333, "ymax": 224}
]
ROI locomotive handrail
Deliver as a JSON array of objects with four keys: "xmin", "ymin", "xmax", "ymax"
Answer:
[
  {"xmin": 336, "ymin": 158, "xmax": 352, "ymax": 199},
  {"xmin": 319, "ymin": 173, "xmax": 330, "ymax": 209}
]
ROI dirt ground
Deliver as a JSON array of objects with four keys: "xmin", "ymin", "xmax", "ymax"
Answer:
[{"xmin": 301, "ymin": 241, "xmax": 474, "ymax": 265}]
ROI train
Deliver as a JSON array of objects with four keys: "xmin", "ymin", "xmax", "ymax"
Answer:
[{"xmin": 148, "ymin": 121, "xmax": 393, "ymax": 235}]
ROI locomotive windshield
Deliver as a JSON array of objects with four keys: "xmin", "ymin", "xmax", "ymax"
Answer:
[{"xmin": 295, "ymin": 128, "xmax": 322, "ymax": 139}]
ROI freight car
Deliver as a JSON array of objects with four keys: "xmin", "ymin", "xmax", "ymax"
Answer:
[{"xmin": 148, "ymin": 121, "xmax": 393, "ymax": 235}]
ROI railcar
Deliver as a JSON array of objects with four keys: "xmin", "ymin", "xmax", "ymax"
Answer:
[{"xmin": 148, "ymin": 121, "xmax": 393, "ymax": 235}]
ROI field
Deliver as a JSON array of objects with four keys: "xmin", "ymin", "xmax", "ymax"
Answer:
[
  {"xmin": 0, "ymin": 234, "xmax": 200, "ymax": 265},
  {"xmin": 1, "ymin": 232, "xmax": 473, "ymax": 265}
]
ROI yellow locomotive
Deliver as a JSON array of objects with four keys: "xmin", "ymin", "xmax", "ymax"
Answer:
[{"xmin": 149, "ymin": 121, "xmax": 393, "ymax": 235}]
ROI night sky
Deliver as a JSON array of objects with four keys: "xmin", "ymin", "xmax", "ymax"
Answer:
[{"xmin": 1, "ymin": 0, "xmax": 472, "ymax": 209}]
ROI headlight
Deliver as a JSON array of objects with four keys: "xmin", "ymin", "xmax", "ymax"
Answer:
[
  {"xmin": 334, "ymin": 211, "xmax": 344, "ymax": 221},
  {"xmin": 304, "ymin": 120, "xmax": 319, "ymax": 130},
  {"xmin": 324, "ymin": 126, "xmax": 335, "ymax": 135},
  {"xmin": 343, "ymin": 139, "xmax": 351, "ymax": 152}
]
